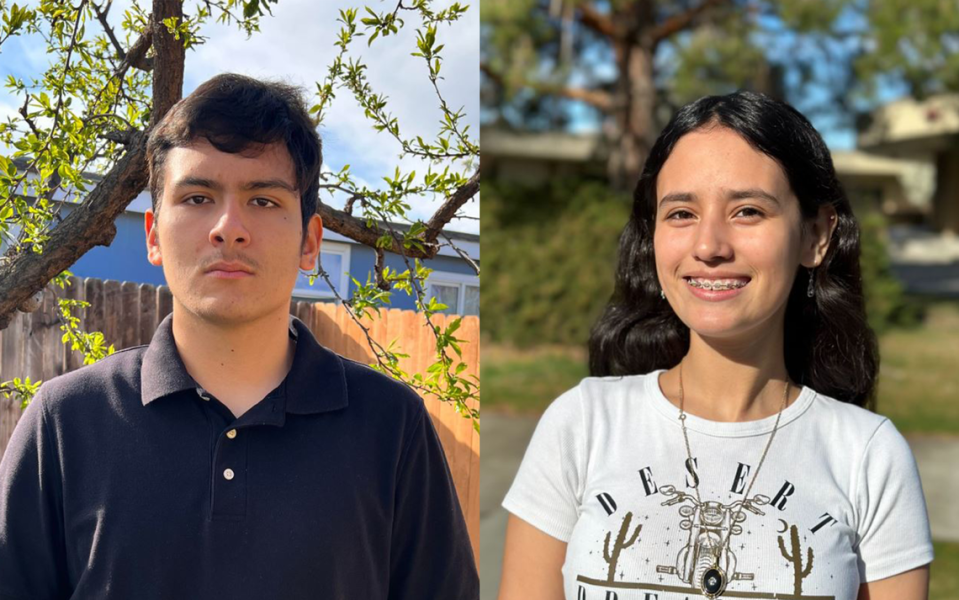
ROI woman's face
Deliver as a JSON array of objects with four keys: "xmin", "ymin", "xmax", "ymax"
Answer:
[{"xmin": 653, "ymin": 126, "xmax": 826, "ymax": 341}]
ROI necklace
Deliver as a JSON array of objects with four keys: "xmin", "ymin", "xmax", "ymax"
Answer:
[{"xmin": 676, "ymin": 361, "xmax": 790, "ymax": 599}]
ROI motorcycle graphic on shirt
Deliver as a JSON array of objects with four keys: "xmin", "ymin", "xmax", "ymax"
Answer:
[{"xmin": 654, "ymin": 484, "xmax": 767, "ymax": 587}]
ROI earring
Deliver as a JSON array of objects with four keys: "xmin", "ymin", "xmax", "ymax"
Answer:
[
  {"xmin": 660, "ymin": 290, "xmax": 666, "ymax": 300},
  {"xmin": 806, "ymin": 267, "xmax": 816, "ymax": 298}
]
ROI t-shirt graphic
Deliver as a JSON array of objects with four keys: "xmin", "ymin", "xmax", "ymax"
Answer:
[{"xmin": 503, "ymin": 372, "xmax": 934, "ymax": 600}]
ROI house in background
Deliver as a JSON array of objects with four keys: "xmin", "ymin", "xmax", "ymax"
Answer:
[
  {"xmin": 480, "ymin": 128, "xmax": 935, "ymax": 226},
  {"xmin": 2, "ymin": 163, "xmax": 479, "ymax": 316}
]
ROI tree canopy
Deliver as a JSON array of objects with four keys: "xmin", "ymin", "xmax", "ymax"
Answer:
[{"xmin": 481, "ymin": 0, "xmax": 959, "ymax": 189}]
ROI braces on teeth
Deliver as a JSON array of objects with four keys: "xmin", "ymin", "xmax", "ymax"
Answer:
[{"xmin": 686, "ymin": 278, "xmax": 748, "ymax": 291}]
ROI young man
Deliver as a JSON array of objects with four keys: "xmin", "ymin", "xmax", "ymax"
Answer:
[{"xmin": 0, "ymin": 73, "xmax": 478, "ymax": 599}]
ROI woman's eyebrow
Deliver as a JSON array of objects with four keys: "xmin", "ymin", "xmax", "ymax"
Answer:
[
  {"xmin": 658, "ymin": 192, "xmax": 696, "ymax": 207},
  {"xmin": 658, "ymin": 189, "xmax": 780, "ymax": 207},
  {"xmin": 727, "ymin": 188, "xmax": 780, "ymax": 205}
]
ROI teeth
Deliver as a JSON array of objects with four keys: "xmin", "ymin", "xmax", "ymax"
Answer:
[{"xmin": 686, "ymin": 278, "xmax": 748, "ymax": 291}]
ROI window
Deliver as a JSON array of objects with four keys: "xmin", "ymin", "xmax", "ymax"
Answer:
[
  {"xmin": 426, "ymin": 271, "xmax": 479, "ymax": 316},
  {"xmin": 294, "ymin": 242, "xmax": 351, "ymax": 301}
]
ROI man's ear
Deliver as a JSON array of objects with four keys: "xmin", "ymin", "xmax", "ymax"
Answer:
[
  {"xmin": 299, "ymin": 213, "xmax": 323, "ymax": 271},
  {"xmin": 145, "ymin": 208, "xmax": 162, "ymax": 266},
  {"xmin": 800, "ymin": 204, "xmax": 838, "ymax": 268}
]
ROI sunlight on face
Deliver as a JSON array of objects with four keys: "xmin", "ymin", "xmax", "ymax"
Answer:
[
  {"xmin": 145, "ymin": 139, "xmax": 318, "ymax": 326},
  {"xmin": 653, "ymin": 126, "xmax": 805, "ymax": 341}
]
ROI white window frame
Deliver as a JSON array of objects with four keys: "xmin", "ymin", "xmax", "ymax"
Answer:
[
  {"xmin": 294, "ymin": 241, "xmax": 352, "ymax": 301},
  {"xmin": 425, "ymin": 270, "xmax": 480, "ymax": 316}
]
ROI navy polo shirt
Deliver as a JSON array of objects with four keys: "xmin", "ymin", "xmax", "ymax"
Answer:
[{"xmin": 0, "ymin": 314, "xmax": 478, "ymax": 599}]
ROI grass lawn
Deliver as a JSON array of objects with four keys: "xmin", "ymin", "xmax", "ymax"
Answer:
[
  {"xmin": 483, "ymin": 301, "xmax": 959, "ymax": 435},
  {"xmin": 931, "ymin": 540, "xmax": 959, "ymax": 600}
]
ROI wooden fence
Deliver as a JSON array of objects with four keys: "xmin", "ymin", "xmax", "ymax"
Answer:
[{"xmin": 0, "ymin": 276, "xmax": 480, "ymax": 565}]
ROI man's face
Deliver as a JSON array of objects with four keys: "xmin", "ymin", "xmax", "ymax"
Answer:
[{"xmin": 145, "ymin": 138, "xmax": 322, "ymax": 326}]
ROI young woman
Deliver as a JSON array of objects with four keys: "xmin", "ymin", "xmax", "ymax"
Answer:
[{"xmin": 498, "ymin": 92, "xmax": 933, "ymax": 600}]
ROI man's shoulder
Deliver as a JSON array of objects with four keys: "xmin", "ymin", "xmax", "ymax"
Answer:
[
  {"xmin": 336, "ymin": 354, "xmax": 426, "ymax": 417},
  {"xmin": 37, "ymin": 345, "xmax": 147, "ymax": 413}
]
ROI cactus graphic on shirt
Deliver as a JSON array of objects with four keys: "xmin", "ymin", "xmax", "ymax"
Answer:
[
  {"xmin": 778, "ymin": 523, "xmax": 815, "ymax": 596},
  {"xmin": 603, "ymin": 511, "xmax": 642, "ymax": 582}
]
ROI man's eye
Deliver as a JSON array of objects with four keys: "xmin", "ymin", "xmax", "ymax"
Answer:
[
  {"xmin": 185, "ymin": 195, "xmax": 208, "ymax": 205},
  {"xmin": 252, "ymin": 197, "xmax": 276, "ymax": 208}
]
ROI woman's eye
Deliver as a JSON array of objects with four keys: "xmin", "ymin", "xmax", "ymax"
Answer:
[
  {"xmin": 736, "ymin": 207, "xmax": 763, "ymax": 218},
  {"xmin": 666, "ymin": 210, "xmax": 694, "ymax": 220}
]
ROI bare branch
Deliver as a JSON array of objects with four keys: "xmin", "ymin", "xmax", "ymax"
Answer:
[
  {"xmin": 440, "ymin": 232, "xmax": 479, "ymax": 276},
  {"xmin": 92, "ymin": 1, "xmax": 127, "ymax": 61},
  {"xmin": 578, "ymin": 2, "xmax": 616, "ymax": 39},
  {"xmin": 424, "ymin": 169, "xmax": 479, "ymax": 244},
  {"xmin": 650, "ymin": 0, "xmax": 729, "ymax": 46}
]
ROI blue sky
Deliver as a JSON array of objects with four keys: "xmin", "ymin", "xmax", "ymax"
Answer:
[{"xmin": 0, "ymin": 0, "xmax": 480, "ymax": 234}]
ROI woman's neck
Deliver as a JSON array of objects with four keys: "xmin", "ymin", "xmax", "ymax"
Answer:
[{"xmin": 659, "ymin": 328, "xmax": 799, "ymax": 423}]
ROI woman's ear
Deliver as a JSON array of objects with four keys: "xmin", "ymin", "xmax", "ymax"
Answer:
[{"xmin": 801, "ymin": 205, "xmax": 838, "ymax": 268}]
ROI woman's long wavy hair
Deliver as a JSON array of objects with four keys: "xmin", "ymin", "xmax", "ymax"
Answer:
[{"xmin": 588, "ymin": 91, "xmax": 878, "ymax": 408}]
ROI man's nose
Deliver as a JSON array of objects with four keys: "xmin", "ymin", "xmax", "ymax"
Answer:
[{"xmin": 209, "ymin": 200, "xmax": 250, "ymax": 247}]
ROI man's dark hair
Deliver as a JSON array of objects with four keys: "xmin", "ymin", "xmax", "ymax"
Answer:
[{"xmin": 146, "ymin": 73, "xmax": 322, "ymax": 237}]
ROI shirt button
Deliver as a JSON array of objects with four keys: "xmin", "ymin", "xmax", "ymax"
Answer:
[
  {"xmin": 223, "ymin": 468, "xmax": 235, "ymax": 481},
  {"xmin": 226, "ymin": 429, "xmax": 237, "ymax": 439}
]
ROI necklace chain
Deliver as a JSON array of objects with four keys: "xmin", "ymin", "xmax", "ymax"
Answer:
[{"xmin": 677, "ymin": 361, "xmax": 790, "ymax": 568}]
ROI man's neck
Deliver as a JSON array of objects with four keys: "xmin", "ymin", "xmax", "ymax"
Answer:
[{"xmin": 170, "ymin": 304, "xmax": 296, "ymax": 418}]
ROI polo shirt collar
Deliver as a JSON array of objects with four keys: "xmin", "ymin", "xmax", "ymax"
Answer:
[{"xmin": 141, "ymin": 313, "xmax": 349, "ymax": 415}]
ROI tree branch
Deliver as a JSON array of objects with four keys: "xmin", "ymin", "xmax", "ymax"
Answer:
[
  {"xmin": 578, "ymin": 2, "xmax": 616, "ymax": 39},
  {"xmin": 316, "ymin": 203, "xmax": 437, "ymax": 260},
  {"xmin": 650, "ymin": 0, "xmax": 729, "ymax": 46},
  {"xmin": 0, "ymin": 133, "xmax": 149, "ymax": 330},
  {"xmin": 149, "ymin": 0, "xmax": 184, "ymax": 125},
  {"xmin": 424, "ymin": 169, "xmax": 479, "ymax": 244},
  {"xmin": 92, "ymin": 1, "xmax": 127, "ymax": 62},
  {"xmin": 0, "ymin": 0, "xmax": 185, "ymax": 331}
]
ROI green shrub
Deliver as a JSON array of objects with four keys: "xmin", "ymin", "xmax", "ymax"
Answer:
[
  {"xmin": 482, "ymin": 179, "xmax": 630, "ymax": 346},
  {"xmin": 858, "ymin": 212, "xmax": 922, "ymax": 334}
]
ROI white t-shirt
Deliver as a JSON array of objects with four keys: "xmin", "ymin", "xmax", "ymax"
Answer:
[{"xmin": 503, "ymin": 371, "xmax": 934, "ymax": 600}]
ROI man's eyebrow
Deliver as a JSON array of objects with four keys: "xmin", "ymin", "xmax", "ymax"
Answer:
[
  {"xmin": 241, "ymin": 178, "xmax": 297, "ymax": 193},
  {"xmin": 172, "ymin": 177, "xmax": 297, "ymax": 193},
  {"xmin": 173, "ymin": 176, "xmax": 221, "ymax": 191}
]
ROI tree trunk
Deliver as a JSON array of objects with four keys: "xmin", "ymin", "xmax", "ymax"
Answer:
[{"xmin": 607, "ymin": 4, "xmax": 656, "ymax": 192}]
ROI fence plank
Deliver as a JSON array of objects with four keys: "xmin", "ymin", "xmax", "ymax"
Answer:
[
  {"xmin": 138, "ymin": 284, "xmax": 157, "ymax": 346},
  {"xmin": 39, "ymin": 287, "xmax": 62, "ymax": 380},
  {"xmin": 63, "ymin": 276, "xmax": 85, "ymax": 372},
  {"xmin": 120, "ymin": 281, "xmax": 139, "ymax": 350},
  {"xmin": 102, "ymin": 280, "xmax": 121, "ymax": 348},
  {"xmin": 156, "ymin": 285, "xmax": 173, "ymax": 324}
]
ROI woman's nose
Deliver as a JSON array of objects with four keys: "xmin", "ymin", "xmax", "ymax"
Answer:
[{"xmin": 692, "ymin": 214, "xmax": 733, "ymax": 262}]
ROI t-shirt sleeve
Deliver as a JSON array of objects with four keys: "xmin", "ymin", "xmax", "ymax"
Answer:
[
  {"xmin": 854, "ymin": 418, "xmax": 935, "ymax": 582},
  {"xmin": 502, "ymin": 384, "xmax": 586, "ymax": 542},
  {"xmin": 0, "ymin": 388, "xmax": 70, "ymax": 600},
  {"xmin": 388, "ymin": 402, "xmax": 478, "ymax": 600}
]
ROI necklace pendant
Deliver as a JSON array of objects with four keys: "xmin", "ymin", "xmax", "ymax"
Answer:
[{"xmin": 700, "ymin": 564, "xmax": 727, "ymax": 598}]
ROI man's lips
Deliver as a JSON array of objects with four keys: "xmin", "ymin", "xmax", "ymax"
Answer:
[{"xmin": 205, "ymin": 261, "xmax": 254, "ymax": 278}]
